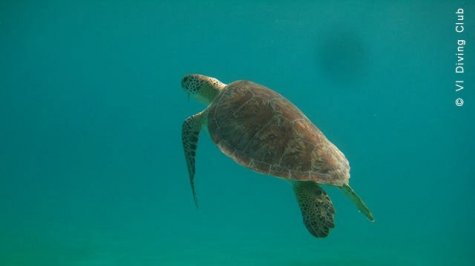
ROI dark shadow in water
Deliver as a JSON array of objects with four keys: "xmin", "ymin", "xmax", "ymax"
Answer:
[{"xmin": 315, "ymin": 29, "xmax": 369, "ymax": 86}]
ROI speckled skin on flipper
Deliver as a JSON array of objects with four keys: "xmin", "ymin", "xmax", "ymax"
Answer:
[
  {"xmin": 293, "ymin": 181, "xmax": 335, "ymax": 237},
  {"xmin": 207, "ymin": 80, "xmax": 349, "ymax": 186}
]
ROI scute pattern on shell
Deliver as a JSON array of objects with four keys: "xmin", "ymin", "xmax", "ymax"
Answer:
[{"xmin": 207, "ymin": 80, "xmax": 349, "ymax": 186}]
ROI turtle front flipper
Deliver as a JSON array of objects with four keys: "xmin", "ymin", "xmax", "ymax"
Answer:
[
  {"xmin": 293, "ymin": 181, "xmax": 335, "ymax": 238},
  {"xmin": 340, "ymin": 184, "xmax": 375, "ymax": 222},
  {"xmin": 182, "ymin": 111, "xmax": 205, "ymax": 207}
]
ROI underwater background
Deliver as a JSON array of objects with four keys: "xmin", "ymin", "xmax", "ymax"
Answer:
[{"xmin": 0, "ymin": 0, "xmax": 474, "ymax": 265}]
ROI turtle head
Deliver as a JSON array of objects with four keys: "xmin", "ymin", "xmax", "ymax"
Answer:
[{"xmin": 181, "ymin": 74, "xmax": 225, "ymax": 104}]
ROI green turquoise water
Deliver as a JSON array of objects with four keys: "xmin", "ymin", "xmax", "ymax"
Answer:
[{"xmin": 1, "ymin": 1, "xmax": 474, "ymax": 265}]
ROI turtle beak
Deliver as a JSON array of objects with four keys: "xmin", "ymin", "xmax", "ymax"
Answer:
[
  {"xmin": 181, "ymin": 75, "xmax": 190, "ymax": 89},
  {"xmin": 181, "ymin": 76, "xmax": 191, "ymax": 99}
]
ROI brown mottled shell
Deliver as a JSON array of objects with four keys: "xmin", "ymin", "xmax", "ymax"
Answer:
[{"xmin": 207, "ymin": 80, "xmax": 349, "ymax": 186}]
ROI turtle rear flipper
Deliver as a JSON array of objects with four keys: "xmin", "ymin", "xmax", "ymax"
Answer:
[
  {"xmin": 293, "ymin": 181, "xmax": 335, "ymax": 238},
  {"xmin": 182, "ymin": 111, "xmax": 205, "ymax": 207},
  {"xmin": 340, "ymin": 184, "xmax": 374, "ymax": 222}
]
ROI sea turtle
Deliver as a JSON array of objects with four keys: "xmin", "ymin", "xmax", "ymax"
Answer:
[{"xmin": 181, "ymin": 74, "xmax": 374, "ymax": 238}]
